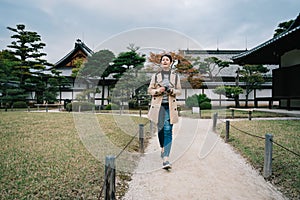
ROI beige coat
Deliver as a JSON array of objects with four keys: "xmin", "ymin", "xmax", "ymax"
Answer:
[{"xmin": 147, "ymin": 70, "xmax": 182, "ymax": 124}]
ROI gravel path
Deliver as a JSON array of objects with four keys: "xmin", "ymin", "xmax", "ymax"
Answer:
[{"xmin": 122, "ymin": 118, "xmax": 286, "ymax": 200}]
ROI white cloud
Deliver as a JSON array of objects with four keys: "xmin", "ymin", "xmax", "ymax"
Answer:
[
  {"xmin": 1, "ymin": 0, "xmax": 299, "ymax": 62},
  {"xmin": 94, "ymin": 27, "xmax": 204, "ymax": 54}
]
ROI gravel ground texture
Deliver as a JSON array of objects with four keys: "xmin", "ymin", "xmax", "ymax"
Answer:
[{"xmin": 122, "ymin": 118, "xmax": 286, "ymax": 200}]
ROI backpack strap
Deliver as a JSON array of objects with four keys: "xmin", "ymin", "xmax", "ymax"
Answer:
[
  {"xmin": 154, "ymin": 71, "xmax": 160, "ymax": 84},
  {"xmin": 175, "ymin": 71, "xmax": 178, "ymax": 86}
]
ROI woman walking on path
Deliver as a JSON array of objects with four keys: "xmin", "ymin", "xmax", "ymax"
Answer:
[{"xmin": 147, "ymin": 54, "xmax": 182, "ymax": 170}]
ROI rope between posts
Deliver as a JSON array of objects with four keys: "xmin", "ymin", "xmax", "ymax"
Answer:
[
  {"xmin": 230, "ymin": 124, "xmax": 266, "ymax": 140},
  {"xmin": 98, "ymin": 120, "xmax": 150, "ymax": 199},
  {"xmin": 270, "ymin": 138, "xmax": 300, "ymax": 157},
  {"xmin": 116, "ymin": 128, "xmax": 139, "ymax": 159},
  {"xmin": 217, "ymin": 118, "xmax": 300, "ymax": 158},
  {"xmin": 116, "ymin": 120, "xmax": 150, "ymax": 159}
]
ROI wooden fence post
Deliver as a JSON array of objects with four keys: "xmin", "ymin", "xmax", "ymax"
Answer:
[
  {"xmin": 212, "ymin": 112, "xmax": 218, "ymax": 131},
  {"xmin": 104, "ymin": 155, "xmax": 116, "ymax": 200},
  {"xmin": 139, "ymin": 124, "xmax": 144, "ymax": 153},
  {"xmin": 248, "ymin": 110, "xmax": 252, "ymax": 120},
  {"xmin": 263, "ymin": 134, "xmax": 273, "ymax": 178},
  {"xmin": 225, "ymin": 120, "xmax": 230, "ymax": 143}
]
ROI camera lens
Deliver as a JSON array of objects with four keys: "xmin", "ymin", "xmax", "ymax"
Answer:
[{"xmin": 165, "ymin": 86, "xmax": 171, "ymax": 93}]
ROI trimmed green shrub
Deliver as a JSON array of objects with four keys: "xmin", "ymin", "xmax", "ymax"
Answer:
[
  {"xmin": 185, "ymin": 94, "xmax": 199, "ymax": 108},
  {"xmin": 185, "ymin": 94, "xmax": 212, "ymax": 110},
  {"xmin": 105, "ymin": 103, "xmax": 120, "ymax": 110},
  {"xmin": 12, "ymin": 101, "xmax": 27, "ymax": 108},
  {"xmin": 66, "ymin": 103, "xmax": 72, "ymax": 112},
  {"xmin": 200, "ymin": 101, "xmax": 212, "ymax": 110}
]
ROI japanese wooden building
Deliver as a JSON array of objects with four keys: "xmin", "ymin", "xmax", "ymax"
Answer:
[
  {"xmin": 181, "ymin": 49, "xmax": 276, "ymax": 107},
  {"xmin": 52, "ymin": 39, "xmax": 116, "ymax": 107},
  {"xmin": 232, "ymin": 13, "xmax": 300, "ymax": 109},
  {"xmin": 53, "ymin": 40, "xmax": 276, "ymax": 108}
]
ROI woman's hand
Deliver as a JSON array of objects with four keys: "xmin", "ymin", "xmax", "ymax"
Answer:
[{"xmin": 159, "ymin": 86, "xmax": 165, "ymax": 93}]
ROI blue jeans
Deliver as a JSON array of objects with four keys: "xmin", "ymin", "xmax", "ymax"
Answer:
[{"xmin": 158, "ymin": 104, "xmax": 173, "ymax": 157}]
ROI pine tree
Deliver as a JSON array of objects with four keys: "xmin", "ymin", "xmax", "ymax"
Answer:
[
  {"xmin": 78, "ymin": 49, "xmax": 115, "ymax": 105},
  {"xmin": 6, "ymin": 24, "xmax": 54, "ymax": 104},
  {"xmin": 0, "ymin": 50, "xmax": 27, "ymax": 109}
]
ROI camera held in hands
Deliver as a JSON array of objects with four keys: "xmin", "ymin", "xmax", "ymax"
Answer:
[{"xmin": 164, "ymin": 86, "xmax": 171, "ymax": 93}]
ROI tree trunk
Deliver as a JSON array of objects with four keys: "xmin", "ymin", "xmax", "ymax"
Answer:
[
  {"xmin": 101, "ymin": 77, "xmax": 105, "ymax": 106},
  {"xmin": 235, "ymin": 95, "xmax": 240, "ymax": 108},
  {"xmin": 245, "ymin": 94, "xmax": 249, "ymax": 108}
]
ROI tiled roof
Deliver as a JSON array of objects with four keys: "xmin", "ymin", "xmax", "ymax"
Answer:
[
  {"xmin": 54, "ymin": 39, "xmax": 94, "ymax": 67},
  {"xmin": 232, "ymin": 13, "xmax": 300, "ymax": 64}
]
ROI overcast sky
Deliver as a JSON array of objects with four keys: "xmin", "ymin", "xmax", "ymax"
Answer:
[{"xmin": 0, "ymin": 0, "xmax": 299, "ymax": 63}]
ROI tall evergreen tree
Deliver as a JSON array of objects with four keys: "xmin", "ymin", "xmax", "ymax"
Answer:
[
  {"xmin": 6, "ymin": 24, "xmax": 54, "ymax": 103},
  {"xmin": 240, "ymin": 64, "xmax": 269, "ymax": 107},
  {"xmin": 79, "ymin": 49, "xmax": 115, "ymax": 105},
  {"xmin": 196, "ymin": 56, "xmax": 230, "ymax": 82},
  {"xmin": 111, "ymin": 45, "xmax": 146, "ymax": 79},
  {"xmin": 110, "ymin": 45, "xmax": 146, "ymax": 105},
  {"xmin": 0, "ymin": 50, "xmax": 26, "ymax": 109},
  {"xmin": 213, "ymin": 86, "xmax": 243, "ymax": 107},
  {"xmin": 7, "ymin": 24, "xmax": 52, "ymax": 85}
]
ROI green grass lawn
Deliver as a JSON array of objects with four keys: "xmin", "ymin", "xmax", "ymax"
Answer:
[
  {"xmin": 1, "ymin": 109, "xmax": 298, "ymax": 199},
  {"xmin": 0, "ymin": 111, "xmax": 149, "ymax": 199},
  {"xmin": 217, "ymin": 120, "xmax": 300, "ymax": 199}
]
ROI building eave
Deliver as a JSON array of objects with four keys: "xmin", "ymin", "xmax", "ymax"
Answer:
[
  {"xmin": 232, "ymin": 26, "xmax": 300, "ymax": 65},
  {"xmin": 232, "ymin": 13, "xmax": 300, "ymax": 65},
  {"xmin": 53, "ymin": 39, "xmax": 94, "ymax": 69}
]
